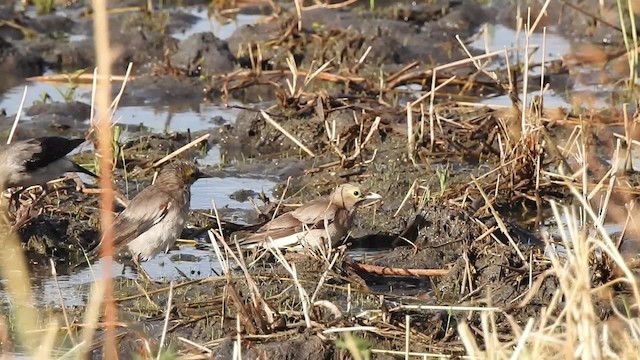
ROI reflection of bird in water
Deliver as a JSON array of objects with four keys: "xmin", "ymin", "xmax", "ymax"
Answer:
[{"xmin": 238, "ymin": 183, "xmax": 382, "ymax": 252}]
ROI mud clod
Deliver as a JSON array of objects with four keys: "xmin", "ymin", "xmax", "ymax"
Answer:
[{"xmin": 170, "ymin": 32, "xmax": 236, "ymax": 76}]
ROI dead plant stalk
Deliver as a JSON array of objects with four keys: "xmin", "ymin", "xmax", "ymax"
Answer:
[
  {"xmin": 261, "ymin": 110, "xmax": 315, "ymax": 157},
  {"xmin": 91, "ymin": 0, "xmax": 117, "ymax": 357}
]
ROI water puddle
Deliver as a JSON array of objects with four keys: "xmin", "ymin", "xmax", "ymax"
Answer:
[
  {"xmin": 114, "ymin": 103, "xmax": 240, "ymax": 134},
  {"xmin": 172, "ymin": 7, "xmax": 263, "ymax": 41},
  {"xmin": 469, "ymin": 23, "xmax": 624, "ymax": 110},
  {"xmin": 470, "ymin": 24, "xmax": 572, "ymax": 63},
  {"xmin": 27, "ymin": 246, "xmax": 222, "ymax": 307},
  {"xmin": 191, "ymin": 176, "xmax": 277, "ymax": 209}
]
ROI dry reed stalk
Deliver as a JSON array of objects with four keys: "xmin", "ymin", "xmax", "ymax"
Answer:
[
  {"xmin": 387, "ymin": 45, "xmax": 527, "ymax": 89},
  {"xmin": 521, "ymin": 14, "xmax": 532, "ymax": 135},
  {"xmin": 303, "ymin": 60, "xmax": 333, "ymax": 88},
  {"xmin": 27, "ymin": 73, "xmax": 135, "ymax": 83},
  {"xmin": 471, "ymin": 176, "xmax": 526, "ymax": 261},
  {"xmin": 392, "ymin": 304, "xmax": 500, "ymax": 312},
  {"xmin": 91, "ymin": 0, "xmax": 117, "ymax": 357},
  {"xmin": 177, "ymin": 336, "xmax": 213, "ymax": 355},
  {"xmin": 309, "ymin": 251, "xmax": 341, "ymax": 302},
  {"xmin": 217, "ymin": 68, "xmax": 366, "ymax": 84},
  {"xmin": 406, "ymin": 104, "xmax": 414, "ymax": 164},
  {"xmin": 50, "ymin": 259, "xmax": 76, "ymax": 346},
  {"xmin": 107, "ymin": 62, "xmax": 133, "ymax": 123},
  {"xmin": 215, "ymin": 229, "xmax": 280, "ymax": 327},
  {"xmin": 301, "ymin": 0, "xmax": 358, "ymax": 10},
  {"xmin": 293, "ymin": 0, "xmax": 302, "ymax": 31},
  {"xmin": 270, "ymin": 176, "xmax": 291, "ymax": 222},
  {"xmin": 0, "ymin": 223, "xmax": 35, "ymax": 352},
  {"xmin": 261, "ymin": 110, "xmax": 316, "ymax": 157},
  {"xmin": 151, "ymin": 133, "xmax": 211, "ymax": 167},
  {"xmin": 115, "ymin": 276, "xmax": 225, "ymax": 302},
  {"xmin": 349, "ymin": 262, "xmax": 450, "ymax": 277},
  {"xmin": 267, "ymin": 245, "xmax": 311, "ymax": 328},
  {"xmin": 7, "ymin": 86, "xmax": 27, "ymax": 144},
  {"xmin": 157, "ymin": 281, "xmax": 174, "ymax": 359},
  {"xmin": 34, "ymin": 320, "xmax": 59, "ymax": 360},
  {"xmin": 78, "ymin": 280, "xmax": 107, "ymax": 357}
]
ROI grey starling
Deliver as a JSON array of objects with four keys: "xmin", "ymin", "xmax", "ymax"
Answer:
[
  {"xmin": 238, "ymin": 183, "xmax": 382, "ymax": 251},
  {"xmin": 0, "ymin": 136, "xmax": 96, "ymax": 192}
]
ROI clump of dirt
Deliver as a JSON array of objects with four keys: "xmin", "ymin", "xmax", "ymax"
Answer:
[
  {"xmin": 16, "ymin": 189, "xmax": 100, "ymax": 267},
  {"xmin": 170, "ymin": 32, "xmax": 236, "ymax": 76},
  {"xmin": 213, "ymin": 335, "xmax": 334, "ymax": 360}
]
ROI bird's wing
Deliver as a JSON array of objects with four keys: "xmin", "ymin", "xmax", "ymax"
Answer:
[
  {"xmin": 24, "ymin": 137, "xmax": 85, "ymax": 172},
  {"xmin": 110, "ymin": 189, "xmax": 173, "ymax": 249},
  {"xmin": 238, "ymin": 198, "xmax": 337, "ymax": 247},
  {"xmin": 259, "ymin": 197, "xmax": 337, "ymax": 231},
  {"xmin": 238, "ymin": 226, "xmax": 304, "ymax": 247},
  {"xmin": 86, "ymin": 187, "xmax": 173, "ymax": 259},
  {"xmin": 289, "ymin": 198, "xmax": 338, "ymax": 228}
]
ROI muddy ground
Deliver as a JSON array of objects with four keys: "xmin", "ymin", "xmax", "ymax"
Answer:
[{"xmin": 1, "ymin": 0, "xmax": 639, "ymax": 358}]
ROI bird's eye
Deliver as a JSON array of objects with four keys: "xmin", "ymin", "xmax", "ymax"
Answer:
[{"xmin": 354, "ymin": 190, "xmax": 360, "ymax": 196}]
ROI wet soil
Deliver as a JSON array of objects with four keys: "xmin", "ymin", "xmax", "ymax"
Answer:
[{"xmin": 0, "ymin": 0, "xmax": 638, "ymax": 358}]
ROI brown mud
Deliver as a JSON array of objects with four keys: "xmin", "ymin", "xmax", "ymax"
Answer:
[{"xmin": 0, "ymin": 0, "xmax": 638, "ymax": 359}]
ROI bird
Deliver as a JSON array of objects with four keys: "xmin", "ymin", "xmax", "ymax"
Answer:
[
  {"xmin": 84, "ymin": 161, "xmax": 208, "ymax": 279},
  {"xmin": 238, "ymin": 183, "xmax": 382, "ymax": 252},
  {"xmin": 0, "ymin": 136, "xmax": 96, "ymax": 192}
]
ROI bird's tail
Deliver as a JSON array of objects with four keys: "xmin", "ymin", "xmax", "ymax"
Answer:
[{"xmin": 73, "ymin": 163, "xmax": 99, "ymax": 179}]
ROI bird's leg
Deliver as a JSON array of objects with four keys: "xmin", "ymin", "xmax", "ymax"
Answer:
[
  {"xmin": 61, "ymin": 173, "xmax": 87, "ymax": 192},
  {"xmin": 132, "ymin": 256, "xmax": 154, "ymax": 283}
]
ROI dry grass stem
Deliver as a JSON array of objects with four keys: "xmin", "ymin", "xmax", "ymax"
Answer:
[
  {"xmin": 7, "ymin": 86, "xmax": 27, "ymax": 144},
  {"xmin": 91, "ymin": 0, "xmax": 117, "ymax": 357},
  {"xmin": 49, "ymin": 259, "xmax": 76, "ymax": 346},
  {"xmin": 261, "ymin": 110, "xmax": 316, "ymax": 157},
  {"xmin": 151, "ymin": 133, "xmax": 211, "ymax": 168},
  {"xmin": 27, "ymin": 73, "xmax": 134, "ymax": 83},
  {"xmin": 267, "ymin": 244, "xmax": 312, "ymax": 327},
  {"xmin": 157, "ymin": 281, "xmax": 174, "ymax": 360}
]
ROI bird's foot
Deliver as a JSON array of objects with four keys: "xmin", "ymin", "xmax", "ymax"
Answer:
[
  {"xmin": 132, "ymin": 259, "xmax": 158, "ymax": 283},
  {"xmin": 60, "ymin": 173, "xmax": 87, "ymax": 193}
]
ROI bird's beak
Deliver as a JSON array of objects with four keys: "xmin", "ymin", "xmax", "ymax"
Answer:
[
  {"xmin": 364, "ymin": 192, "xmax": 382, "ymax": 200},
  {"xmin": 196, "ymin": 169, "xmax": 212, "ymax": 179},
  {"xmin": 357, "ymin": 192, "xmax": 382, "ymax": 206}
]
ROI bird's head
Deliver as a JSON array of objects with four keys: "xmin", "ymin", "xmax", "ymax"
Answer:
[
  {"xmin": 331, "ymin": 183, "xmax": 382, "ymax": 211},
  {"xmin": 162, "ymin": 161, "xmax": 209, "ymax": 185}
]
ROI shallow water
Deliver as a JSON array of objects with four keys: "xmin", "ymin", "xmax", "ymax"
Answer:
[
  {"xmin": 30, "ymin": 245, "xmax": 221, "ymax": 307},
  {"xmin": 172, "ymin": 8, "xmax": 263, "ymax": 41}
]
